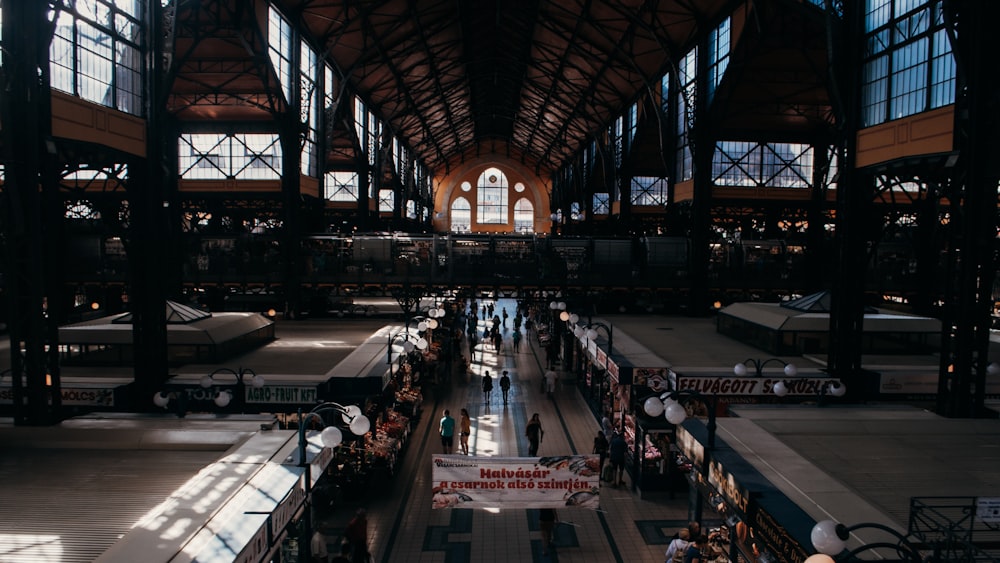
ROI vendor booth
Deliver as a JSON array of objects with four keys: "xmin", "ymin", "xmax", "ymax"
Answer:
[{"xmin": 675, "ymin": 421, "xmax": 817, "ymax": 563}]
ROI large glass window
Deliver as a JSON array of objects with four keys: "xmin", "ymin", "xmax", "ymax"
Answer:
[
  {"xmin": 476, "ymin": 167, "xmax": 508, "ymax": 224},
  {"xmin": 708, "ymin": 17, "xmax": 731, "ymax": 101},
  {"xmin": 49, "ymin": 0, "xmax": 144, "ymax": 115},
  {"xmin": 593, "ymin": 192, "xmax": 610, "ymax": 215},
  {"xmin": 179, "ymin": 133, "xmax": 282, "ymax": 180},
  {"xmin": 713, "ymin": 141, "xmax": 813, "ymax": 188},
  {"xmin": 325, "ymin": 171, "xmax": 359, "ymax": 202},
  {"xmin": 378, "ymin": 189, "xmax": 393, "ymax": 213},
  {"xmin": 676, "ymin": 48, "xmax": 697, "ymax": 182},
  {"xmin": 513, "ymin": 199, "xmax": 534, "ymax": 233},
  {"xmin": 862, "ymin": 0, "xmax": 954, "ymax": 127},
  {"xmin": 300, "ymin": 40, "xmax": 319, "ymax": 176},
  {"xmin": 450, "ymin": 198, "xmax": 471, "ymax": 232},
  {"xmin": 631, "ymin": 176, "xmax": 668, "ymax": 206},
  {"xmin": 267, "ymin": 6, "xmax": 294, "ymax": 104}
]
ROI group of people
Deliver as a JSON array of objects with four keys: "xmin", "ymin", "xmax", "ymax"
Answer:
[
  {"xmin": 480, "ymin": 369, "xmax": 512, "ymax": 405},
  {"xmin": 665, "ymin": 521, "xmax": 717, "ymax": 563},
  {"xmin": 439, "ymin": 408, "xmax": 547, "ymax": 458},
  {"xmin": 593, "ymin": 426, "xmax": 628, "ymax": 486},
  {"xmin": 310, "ymin": 508, "xmax": 369, "ymax": 563}
]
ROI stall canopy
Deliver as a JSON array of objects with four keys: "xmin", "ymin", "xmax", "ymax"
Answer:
[
  {"xmin": 323, "ymin": 324, "xmax": 414, "ymax": 400},
  {"xmin": 717, "ymin": 291, "xmax": 940, "ymax": 355},
  {"xmin": 58, "ymin": 300, "xmax": 275, "ymax": 364}
]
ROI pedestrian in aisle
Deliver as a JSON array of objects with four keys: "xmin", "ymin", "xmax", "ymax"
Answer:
[
  {"xmin": 499, "ymin": 370, "xmax": 511, "ymax": 405},
  {"xmin": 344, "ymin": 508, "xmax": 369, "ymax": 563},
  {"xmin": 460, "ymin": 408, "xmax": 472, "ymax": 455},
  {"xmin": 592, "ymin": 430, "xmax": 609, "ymax": 474},
  {"xmin": 310, "ymin": 530, "xmax": 329, "ymax": 563},
  {"xmin": 482, "ymin": 370, "xmax": 494, "ymax": 404},
  {"xmin": 526, "ymin": 412, "xmax": 544, "ymax": 456},
  {"xmin": 439, "ymin": 409, "xmax": 456, "ymax": 454},
  {"xmin": 544, "ymin": 369, "xmax": 557, "ymax": 398},
  {"xmin": 539, "ymin": 508, "xmax": 558, "ymax": 556},
  {"xmin": 512, "ymin": 329, "xmax": 522, "ymax": 352},
  {"xmin": 608, "ymin": 431, "xmax": 627, "ymax": 486}
]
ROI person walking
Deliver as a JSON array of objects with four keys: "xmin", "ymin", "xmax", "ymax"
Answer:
[
  {"xmin": 459, "ymin": 408, "xmax": 472, "ymax": 455},
  {"xmin": 544, "ymin": 369, "xmax": 557, "ymax": 398},
  {"xmin": 344, "ymin": 508, "xmax": 368, "ymax": 563},
  {"xmin": 499, "ymin": 371, "xmax": 511, "ymax": 405},
  {"xmin": 310, "ymin": 530, "xmax": 329, "ymax": 563},
  {"xmin": 512, "ymin": 329, "xmax": 522, "ymax": 352},
  {"xmin": 665, "ymin": 529, "xmax": 691, "ymax": 563},
  {"xmin": 526, "ymin": 413, "xmax": 544, "ymax": 456},
  {"xmin": 538, "ymin": 508, "xmax": 558, "ymax": 556},
  {"xmin": 592, "ymin": 430, "xmax": 609, "ymax": 475},
  {"xmin": 683, "ymin": 534, "xmax": 710, "ymax": 563},
  {"xmin": 608, "ymin": 431, "xmax": 627, "ymax": 486},
  {"xmin": 502, "ymin": 307, "xmax": 509, "ymax": 327},
  {"xmin": 439, "ymin": 409, "xmax": 456, "ymax": 454},
  {"xmin": 482, "ymin": 370, "xmax": 494, "ymax": 404}
]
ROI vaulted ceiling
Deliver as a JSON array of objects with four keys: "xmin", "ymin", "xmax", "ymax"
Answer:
[{"xmin": 168, "ymin": 0, "xmax": 834, "ymax": 177}]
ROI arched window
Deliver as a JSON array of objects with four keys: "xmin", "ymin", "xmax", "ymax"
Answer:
[
  {"xmin": 477, "ymin": 167, "xmax": 508, "ymax": 224},
  {"xmin": 514, "ymin": 198, "xmax": 534, "ymax": 233},
  {"xmin": 450, "ymin": 197, "xmax": 471, "ymax": 232}
]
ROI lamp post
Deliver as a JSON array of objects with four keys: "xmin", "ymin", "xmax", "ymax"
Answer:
[
  {"xmin": 297, "ymin": 402, "xmax": 371, "ymax": 563},
  {"xmin": 643, "ymin": 388, "xmax": 718, "ymax": 522},
  {"xmin": 806, "ymin": 520, "xmax": 924, "ymax": 563},
  {"xmin": 734, "ymin": 357, "xmax": 798, "ymax": 378},
  {"xmin": 547, "ymin": 299, "xmax": 567, "ymax": 368},
  {"xmin": 198, "ymin": 367, "xmax": 265, "ymax": 410},
  {"xmin": 388, "ymin": 329, "xmax": 428, "ymax": 382},
  {"xmin": 576, "ymin": 321, "xmax": 613, "ymax": 357}
]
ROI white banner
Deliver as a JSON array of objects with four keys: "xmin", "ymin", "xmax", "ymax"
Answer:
[{"xmin": 431, "ymin": 455, "xmax": 601, "ymax": 510}]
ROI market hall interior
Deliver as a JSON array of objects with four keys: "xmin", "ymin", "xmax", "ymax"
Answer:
[{"xmin": 3, "ymin": 296, "xmax": 1000, "ymax": 563}]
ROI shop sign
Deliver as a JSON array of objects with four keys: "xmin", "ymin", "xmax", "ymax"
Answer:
[
  {"xmin": 977, "ymin": 497, "xmax": 1000, "ymax": 523},
  {"xmin": 704, "ymin": 457, "xmax": 810, "ymax": 563},
  {"xmin": 244, "ymin": 385, "xmax": 318, "ymax": 404},
  {"xmin": 674, "ymin": 425, "xmax": 706, "ymax": 469},
  {"xmin": 0, "ymin": 386, "xmax": 115, "ymax": 406},
  {"xmin": 677, "ymin": 376, "xmax": 842, "ymax": 397},
  {"xmin": 634, "ymin": 368, "xmax": 673, "ymax": 394},
  {"xmin": 233, "ymin": 522, "xmax": 269, "ymax": 563},
  {"xmin": 271, "ymin": 480, "xmax": 305, "ymax": 535},
  {"xmin": 749, "ymin": 504, "xmax": 811, "ymax": 563},
  {"xmin": 607, "ymin": 358, "xmax": 619, "ymax": 382},
  {"xmin": 431, "ymin": 455, "xmax": 600, "ymax": 510},
  {"xmin": 596, "ymin": 347, "xmax": 608, "ymax": 370}
]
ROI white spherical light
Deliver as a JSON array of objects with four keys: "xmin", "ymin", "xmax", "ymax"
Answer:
[
  {"xmin": 803, "ymin": 555, "xmax": 836, "ymax": 563},
  {"xmin": 734, "ymin": 363, "xmax": 748, "ymax": 376},
  {"xmin": 350, "ymin": 414, "xmax": 371, "ymax": 436},
  {"xmin": 829, "ymin": 382, "xmax": 847, "ymax": 397},
  {"xmin": 811, "ymin": 520, "xmax": 847, "ymax": 555},
  {"xmin": 320, "ymin": 426, "xmax": 343, "ymax": 448},
  {"xmin": 568, "ymin": 313, "xmax": 579, "ymax": 324},
  {"xmin": 250, "ymin": 374, "xmax": 265, "ymax": 388},
  {"xmin": 773, "ymin": 381, "xmax": 789, "ymax": 397},
  {"xmin": 153, "ymin": 392, "xmax": 170, "ymax": 408},
  {"xmin": 214, "ymin": 390, "xmax": 232, "ymax": 408},
  {"xmin": 783, "ymin": 363, "xmax": 798, "ymax": 377},
  {"xmin": 342, "ymin": 404, "xmax": 362, "ymax": 424},
  {"xmin": 644, "ymin": 396, "xmax": 665, "ymax": 417},
  {"xmin": 427, "ymin": 318, "xmax": 439, "ymax": 329},
  {"xmin": 664, "ymin": 402, "xmax": 688, "ymax": 425}
]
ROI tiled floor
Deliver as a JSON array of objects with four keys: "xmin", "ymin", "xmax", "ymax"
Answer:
[{"xmin": 315, "ymin": 299, "xmax": 696, "ymax": 563}]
